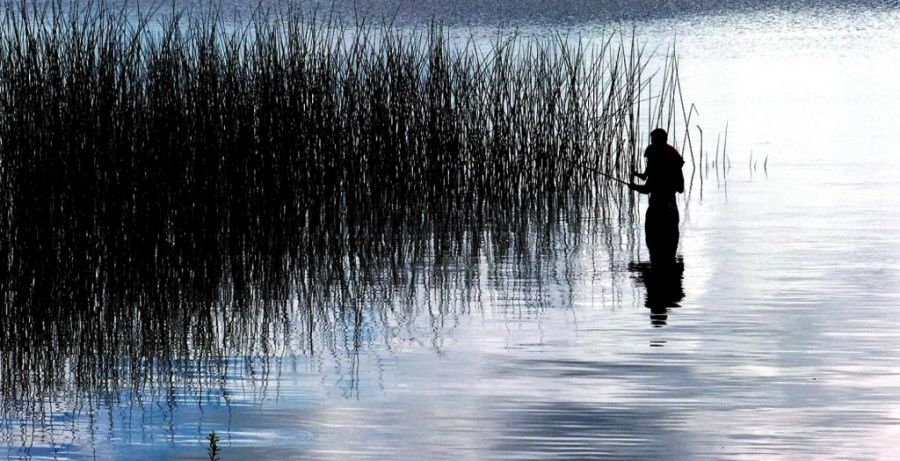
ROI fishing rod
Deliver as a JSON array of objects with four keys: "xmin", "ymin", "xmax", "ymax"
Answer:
[{"xmin": 560, "ymin": 158, "xmax": 631, "ymax": 185}]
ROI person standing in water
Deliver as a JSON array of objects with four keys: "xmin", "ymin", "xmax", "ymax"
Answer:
[{"xmin": 629, "ymin": 128, "xmax": 685, "ymax": 266}]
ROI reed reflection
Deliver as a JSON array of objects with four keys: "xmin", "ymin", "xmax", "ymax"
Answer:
[{"xmin": 0, "ymin": 197, "xmax": 638, "ymax": 452}]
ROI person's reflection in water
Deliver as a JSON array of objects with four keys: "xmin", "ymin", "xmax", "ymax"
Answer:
[{"xmin": 629, "ymin": 258, "xmax": 685, "ymax": 327}]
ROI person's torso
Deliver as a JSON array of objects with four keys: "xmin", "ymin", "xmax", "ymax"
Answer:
[{"xmin": 646, "ymin": 144, "xmax": 683, "ymax": 204}]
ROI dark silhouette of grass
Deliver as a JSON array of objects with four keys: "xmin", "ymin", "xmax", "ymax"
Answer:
[
  {"xmin": 207, "ymin": 431, "xmax": 221, "ymax": 461},
  {"xmin": 0, "ymin": 1, "xmax": 700, "ymax": 453},
  {"xmin": 0, "ymin": 3, "xmax": 683, "ymax": 290},
  {"xmin": 0, "ymin": 2, "xmax": 690, "ymax": 326}
]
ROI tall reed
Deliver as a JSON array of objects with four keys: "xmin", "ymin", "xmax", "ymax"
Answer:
[{"xmin": 0, "ymin": 3, "xmax": 684, "ymax": 297}]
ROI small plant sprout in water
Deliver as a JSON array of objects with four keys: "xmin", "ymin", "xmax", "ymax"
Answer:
[{"xmin": 207, "ymin": 432, "xmax": 221, "ymax": 461}]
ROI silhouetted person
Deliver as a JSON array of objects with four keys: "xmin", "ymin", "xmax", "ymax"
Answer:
[
  {"xmin": 629, "ymin": 128, "xmax": 684, "ymax": 266},
  {"xmin": 629, "ymin": 260, "xmax": 685, "ymax": 327}
]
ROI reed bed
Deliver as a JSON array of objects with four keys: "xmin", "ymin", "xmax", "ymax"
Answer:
[
  {"xmin": 0, "ymin": 2, "xmax": 685, "ymax": 299},
  {"xmin": 0, "ymin": 1, "xmax": 693, "ymax": 436}
]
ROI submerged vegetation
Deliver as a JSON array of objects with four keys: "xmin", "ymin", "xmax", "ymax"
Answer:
[{"xmin": 0, "ymin": 1, "xmax": 702, "ymax": 452}]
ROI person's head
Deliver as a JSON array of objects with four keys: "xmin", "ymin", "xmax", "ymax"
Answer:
[{"xmin": 650, "ymin": 128, "xmax": 668, "ymax": 146}]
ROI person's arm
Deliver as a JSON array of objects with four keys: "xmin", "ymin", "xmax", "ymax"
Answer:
[
  {"xmin": 629, "ymin": 171, "xmax": 653, "ymax": 194},
  {"xmin": 632, "ymin": 148, "xmax": 650, "ymax": 180},
  {"xmin": 630, "ymin": 153, "xmax": 653, "ymax": 193},
  {"xmin": 675, "ymin": 158, "xmax": 685, "ymax": 193},
  {"xmin": 628, "ymin": 181, "xmax": 651, "ymax": 194}
]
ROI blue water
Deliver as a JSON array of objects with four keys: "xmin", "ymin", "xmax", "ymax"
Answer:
[{"xmin": 5, "ymin": 2, "xmax": 900, "ymax": 459}]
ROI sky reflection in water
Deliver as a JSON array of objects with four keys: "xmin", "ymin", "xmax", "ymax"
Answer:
[{"xmin": 5, "ymin": 3, "xmax": 900, "ymax": 460}]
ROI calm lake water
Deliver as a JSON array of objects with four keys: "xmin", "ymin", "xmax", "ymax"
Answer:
[{"xmin": 6, "ymin": 2, "xmax": 900, "ymax": 460}]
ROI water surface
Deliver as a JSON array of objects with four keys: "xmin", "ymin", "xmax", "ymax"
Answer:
[{"xmin": 5, "ymin": 3, "xmax": 900, "ymax": 459}]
